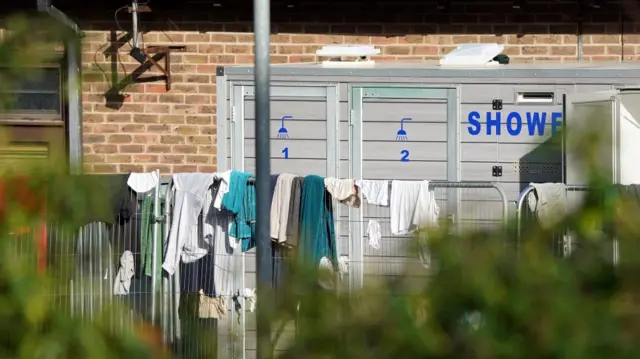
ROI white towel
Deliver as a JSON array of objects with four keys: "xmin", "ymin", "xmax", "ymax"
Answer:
[
  {"xmin": 527, "ymin": 182, "xmax": 567, "ymax": 229},
  {"xmin": 270, "ymin": 174, "xmax": 296, "ymax": 242},
  {"xmin": 367, "ymin": 219, "xmax": 381, "ymax": 250},
  {"xmin": 243, "ymin": 288, "xmax": 257, "ymax": 313},
  {"xmin": 338, "ymin": 256, "xmax": 349, "ymax": 281},
  {"xmin": 113, "ymin": 251, "xmax": 135, "ymax": 295},
  {"xmin": 324, "ymin": 178, "xmax": 360, "ymax": 207},
  {"xmin": 390, "ymin": 180, "xmax": 422, "ymax": 235},
  {"xmin": 127, "ymin": 171, "xmax": 159, "ymax": 194},
  {"xmin": 412, "ymin": 181, "xmax": 440, "ymax": 268},
  {"xmin": 318, "ymin": 257, "xmax": 334, "ymax": 290},
  {"xmin": 412, "ymin": 181, "xmax": 440, "ymax": 228},
  {"xmin": 163, "ymin": 173, "xmax": 215, "ymax": 275},
  {"xmin": 356, "ymin": 180, "xmax": 389, "ymax": 206}
]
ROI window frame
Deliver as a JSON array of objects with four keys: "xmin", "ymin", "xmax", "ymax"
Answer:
[{"xmin": 0, "ymin": 64, "xmax": 64, "ymax": 126}]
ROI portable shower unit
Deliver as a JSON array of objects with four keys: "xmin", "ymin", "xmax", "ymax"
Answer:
[{"xmin": 215, "ymin": 61, "xmax": 640, "ymax": 359}]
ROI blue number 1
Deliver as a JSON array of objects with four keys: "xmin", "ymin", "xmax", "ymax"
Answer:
[
  {"xmin": 282, "ymin": 147, "xmax": 289, "ymax": 159},
  {"xmin": 400, "ymin": 150, "xmax": 410, "ymax": 162}
]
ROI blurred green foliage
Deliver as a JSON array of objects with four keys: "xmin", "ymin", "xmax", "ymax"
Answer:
[
  {"xmin": 0, "ymin": 13, "xmax": 166, "ymax": 359},
  {"xmin": 279, "ymin": 187, "xmax": 640, "ymax": 359}
]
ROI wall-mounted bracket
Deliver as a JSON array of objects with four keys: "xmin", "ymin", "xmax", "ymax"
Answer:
[{"xmin": 141, "ymin": 45, "xmax": 187, "ymax": 91}]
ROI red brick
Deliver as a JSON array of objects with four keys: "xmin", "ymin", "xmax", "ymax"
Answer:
[
  {"xmin": 133, "ymin": 155, "xmax": 159, "ymax": 163},
  {"xmin": 92, "ymin": 144, "xmax": 118, "ymax": 153},
  {"xmin": 119, "ymin": 164, "xmax": 145, "ymax": 172},
  {"xmin": 93, "ymin": 164, "xmax": 118, "ymax": 173},
  {"xmin": 134, "ymin": 114, "xmax": 159, "ymax": 123},
  {"xmin": 174, "ymin": 145, "xmax": 198, "ymax": 154},
  {"xmin": 225, "ymin": 45, "xmax": 251, "ymax": 54},
  {"xmin": 108, "ymin": 134, "xmax": 133, "ymax": 144},
  {"xmin": 291, "ymin": 35, "xmax": 317, "ymax": 44},
  {"xmin": 147, "ymin": 145, "xmax": 172, "ymax": 153},
  {"xmin": 172, "ymin": 165, "xmax": 199, "ymax": 172},
  {"xmin": 161, "ymin": 136, "xmax": 185, "ymax": 145},
  {"xmin": 161, "ymin": 155, "xmax": 185, "ymax": 164},
  {"xmin": 119, "ymin": 144, "xmax": 145, "ymax": 153}
]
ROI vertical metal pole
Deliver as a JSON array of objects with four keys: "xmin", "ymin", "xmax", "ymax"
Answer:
[
  {"xmin": 151, "ymin": 169, "xmax": 160, "ymax": 324},
  {"xmin": 131, "ymin": 1, "xmax": 139, "ymax": 48},
  {"xmin": 254, "ymin": 0, "xmax": 272, "ymax": 357}
]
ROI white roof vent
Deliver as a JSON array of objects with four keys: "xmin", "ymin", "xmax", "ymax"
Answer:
[
  {"xmin": 439, "ymin": 43, "xmax": 504, "ymax": 67},
  {"xmin": 316, "ymin": 45, "xmax": 380, "ymax": 67}
]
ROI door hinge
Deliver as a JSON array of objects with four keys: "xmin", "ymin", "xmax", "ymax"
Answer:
[
  {"xmin": 231, "ymin": 106, "xmax": 236, "ymax": 122},
  {"xmin": 349, "ymin": 109, "xmax": 354, "ymax": 125}
]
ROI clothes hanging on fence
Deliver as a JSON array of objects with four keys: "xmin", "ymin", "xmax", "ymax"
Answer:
[
  {"xmin": 140, "ymin": 196, "xmax": 163, "ymax": 284},
  {"xmin": 286, "ymin": 176, "xmax": 304, "ymax": 247},
  {"xmin": 390, "ymin": 180, "xmax": 440, "ymax": 236},
  {"xmin": 356, "ymin": 180, "xmax": 389, "ymax": 206},
  {"xmin": 270, "ymin": 174, "xmax": 296, "ymax": 243},
  {"xmin": 73, "ymin": 222, "xmax": 113, "ymax": 298},
  {"xmin": 163, "ymin": 172, "xmax": 215, "ymax": 275},
  {"xmin": 198, "ymin": 289, "xmax": 228, "ymax": 319},
  {"xmin": 367, "ymin": 219, "xmax": 381, "ymax": 250},
  {"xmin": 390, "ymin": 180, "xmax": 422, "ymax": 235},
  {"xmin": 324, "ymin": 177, "xmax": 360, "ymax": 208},
  {"xmin": 413, "ymin": 181, "xmax": 440, "ymax": 228},
  {"xmin": 270, "ymin": 174, "xmax": 280, "ymax": 197},
  {"xmin": 214, "ymin": 170, "xmax": 232, "ymax": 210},
  {"xmin": 77, "ymin": 174, "xmax": 142, "ymax": 277},
  {"xmin": 78, "ymin": 174, "xmax": 135, "ymax": 225},
  {"xmin": 180, "ymin": 252, "xmax": 216, "ymax": 297},
  {"xmin": 222, "ymin": 171, "xmax": 256, "ymax": 252},
  {"xmin": 127, "ymin": 171, "xmax": 159, "ymax": 194},
  {"xmin": 298, "ymin": 175, "xmax": 337, "ymax": 268},
  {"xmin": 114, "ymin": 250, "xmax": 135, "ymax": 295},
  {"xmin": 527, "ymin": 182, "xmax": 567, "ymax": 229},
  {"xmin": 209, "ymin": 207, "xmax": 235, "ymax": 297},
  {"xmin": 272, "ymin": 243, "xmax": 291, "ymax": 308}
]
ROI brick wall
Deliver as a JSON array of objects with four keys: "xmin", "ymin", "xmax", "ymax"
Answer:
[{"xmin": 61, "ymin": 0, "xmax": 635, "ymax": 173}]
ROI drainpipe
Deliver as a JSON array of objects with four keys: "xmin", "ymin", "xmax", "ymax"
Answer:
[
  {"xmin": 577, "ymin": 21, "xmax": 583, "ymax": 62},
  {"xmin": 576, "ymin": 0, "xmax": 583, "ymax": 62},
  {"xmin": 37, "ymin": 0, "xmax": 83, "ymax": 174}
]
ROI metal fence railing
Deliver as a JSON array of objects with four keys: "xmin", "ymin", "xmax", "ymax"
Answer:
[
  {"xmin": 339, "ymin": 181, "xmax": 509, "ymax": 292},
  {"xmin": 7, "ymin": 176, "xmax": 516, "ymax": 359},
  {"xmin": 516, "ymin": 184, "xmax": 591, "ymax": 258}
]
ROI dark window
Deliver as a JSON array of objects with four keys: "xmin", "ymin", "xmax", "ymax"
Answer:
[{"xmin": 6, "ymin": 67, "xmax": 62, "ymax": 115}]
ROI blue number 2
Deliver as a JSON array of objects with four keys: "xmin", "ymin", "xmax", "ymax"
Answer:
[
  {"xmin": 400, "ymin": 149, "xmax": 410, "ymax": 162},
  {"xmin": 282, "ymin": 147, "xmax": 289, "ymax": 159}
]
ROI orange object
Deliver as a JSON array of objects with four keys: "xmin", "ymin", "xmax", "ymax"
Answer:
[{"xmin": 0, "ymin": 176, "xmax": 47, "ymax": 273}]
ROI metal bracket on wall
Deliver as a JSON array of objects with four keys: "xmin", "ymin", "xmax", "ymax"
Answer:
[
  {"xmin": 492, "ymin": 99, "xmax": 503, "ymax": 110},
  {"xmin": 492, "ymin": 165, "xmax": 503, "ymax": 177}
]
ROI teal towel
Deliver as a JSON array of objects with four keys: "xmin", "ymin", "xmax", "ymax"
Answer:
[
  {"xmin": 221, "ymin": 170, "xmax": 256, "ymax": 252},
  {"xmin": 297, "ymin": 175, "xmax": 337, "ymax": 268}
]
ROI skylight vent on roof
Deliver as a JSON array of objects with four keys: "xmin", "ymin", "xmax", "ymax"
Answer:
[{"xmin": 439, "ymin": 43, "xmax": 504, "ymax": 67}]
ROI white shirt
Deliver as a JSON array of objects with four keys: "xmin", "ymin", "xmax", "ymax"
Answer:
[{"xmin": 163, "ymin": 172, "xmax": 215, "ymax": 275}]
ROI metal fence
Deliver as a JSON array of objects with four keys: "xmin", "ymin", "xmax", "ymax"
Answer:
[
  {"xmin": 343, "ymin": 181, "xmax": 509, "ymax": 292},
  {"xmin": 8, "ymin": 177, "xmax": 514, "ymax": 359},
  {"xmin": 515, "ymin": 184, "xmax": 592, "ymax": 258}
]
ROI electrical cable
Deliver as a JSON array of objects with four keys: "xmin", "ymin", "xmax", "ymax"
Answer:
[{"xmin": 114, "ymin": 5, "xmax": 133, "ymax": 49}]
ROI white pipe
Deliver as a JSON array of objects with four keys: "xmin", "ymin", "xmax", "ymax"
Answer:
[{"xmin": 132, "ymin": 1, "xmax": 139, "ymax": 48}]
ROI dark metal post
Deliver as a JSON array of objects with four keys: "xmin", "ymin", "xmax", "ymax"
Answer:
[{"xmin": 254, "ymin": 0, "xmax": 272, "ymax": 357}]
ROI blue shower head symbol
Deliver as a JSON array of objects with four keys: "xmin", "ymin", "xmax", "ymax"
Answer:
[
  {"xmin": 396, "ymin": 117, "xmax": 412, "ymax": 141},
  {"xmin": 277, "ymin": 115, "xmax": 292, "ymax": 138}
]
